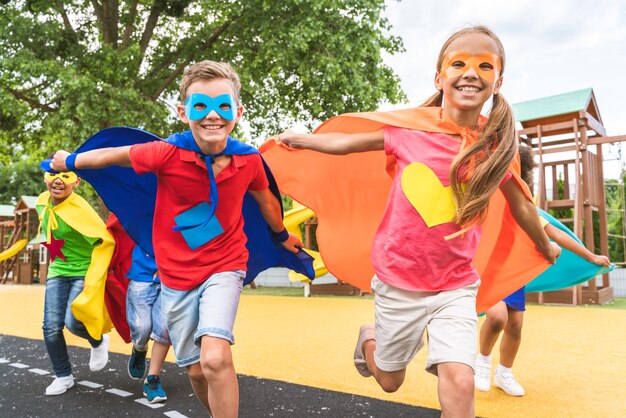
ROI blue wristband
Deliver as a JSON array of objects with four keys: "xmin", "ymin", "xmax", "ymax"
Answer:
[
  {"xmin": 271, "ymin": 228, "xmax": 289, "ymax": 242},
  {"xmin": 66, "ymin": 153, "xmax": 78, "ymax": 171}
]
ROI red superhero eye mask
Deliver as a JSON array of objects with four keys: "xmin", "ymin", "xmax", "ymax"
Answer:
[{"xmin": 440, "ymin": 51, "xmax": 501, "ymax": 82}]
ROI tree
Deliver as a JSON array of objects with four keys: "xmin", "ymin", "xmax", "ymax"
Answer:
[{"xmin": 0, "ymin": 0, "xmax": 405, "ymax": 159}]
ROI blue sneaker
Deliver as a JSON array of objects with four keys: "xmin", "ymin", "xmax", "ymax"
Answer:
[
  {"xmin": 143, "ymin": 374, "xmax": 167, "ymax": 403},
  {"xmin": 127, "ymin": 347, "xmax": 147, "ymax": 380}
]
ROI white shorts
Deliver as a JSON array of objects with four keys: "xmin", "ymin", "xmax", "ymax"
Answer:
[{"xmin": 372, "ymin": 276, "xmax": 479, "ymax": 376}]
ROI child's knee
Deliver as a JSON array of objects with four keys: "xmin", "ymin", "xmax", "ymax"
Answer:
[
  {"xmin": 200, "ymin": 343, "xmax": 233, "ymax": 375},
  {"xmin": 376, "ymin": 370, "xmax": 406, "ymax": 393},
  {"xmin": 448, "ymin": 370, "xmax": 475, "ymax": 396},
  {"xmin": 485, "ymin": 315, "xmax": 506, "ymax": 332}
]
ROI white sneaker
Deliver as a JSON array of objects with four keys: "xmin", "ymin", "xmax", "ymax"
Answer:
[
  {"xmin": 474, "ymin": 361, "xmax": 491, "ymax": 392},
  {"xmin": 89, "ymin": 334, "xmax": 109, "ymax": 371},
  {"xmin": 46, "ymin": 375, "xmax": 74, "ymax": 395},
  {"xmin": 494, "ymin": 370, "xmax": 525, "ymax": 396}
]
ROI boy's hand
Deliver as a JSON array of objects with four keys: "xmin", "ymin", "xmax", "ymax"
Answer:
[
  {"xmin": 543, "ymin": 241, "xmax": 561, "ymax": 264},
  {"xmin": 590, "ymin": 254, "xmax": 611, "ymax": 268},
  {"xmin": 280, "ymin": 232, "xmax": 303, "ymax": 253},
  {"xmin": 50, "ymin": 150, "xmax": 71, "ymax": 172}
]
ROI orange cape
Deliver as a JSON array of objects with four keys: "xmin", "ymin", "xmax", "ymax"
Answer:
[{"xmin": 260, "ymin": 107, "xmax": 551, "ymax": 313}]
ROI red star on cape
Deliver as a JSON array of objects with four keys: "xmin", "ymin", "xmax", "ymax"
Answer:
[{"xmin": 42, "ymin": 234, "xmax": 66, "ymax": 262}]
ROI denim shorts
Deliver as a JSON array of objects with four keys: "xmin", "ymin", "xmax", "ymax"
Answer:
[
  {"xmin": 126, "ymin": 280, "xmax": 171, "ymax": 349},
  {"xmin": 160, "ymin": 270, "xmax": 245, "ymax": 367}
]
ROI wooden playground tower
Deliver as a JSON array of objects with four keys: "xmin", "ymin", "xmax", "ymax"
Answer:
[
  {"xmin": 0, "ymin": 196, "xmax": 40, "ymax": 284},
  {"xmin": 514, "ymin": 88, "xmax": 626, "ymax": 305}
]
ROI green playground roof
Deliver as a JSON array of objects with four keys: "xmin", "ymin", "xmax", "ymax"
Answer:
[{"xmin": 512, "ymin": 88, "xmax": 595, "ymax": 123}]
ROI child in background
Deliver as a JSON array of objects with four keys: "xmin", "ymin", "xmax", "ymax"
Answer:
[
  {"xmin": 37, "ymin": 171, "xmax": 112, "ymax": 395},
  {"xmin": 50, "ymin": 60, "xmax": 301, "ymax": 417},
  {"xmin": 279, "ymin": 26, "xmax": 560, "ymax": 417},
  {"xmin": 475, "ymin": 144, "xmax": 610, "ymax": 396},
  {"xmin": 126, "ymin": 245, "xmax": 171, "ymax": 403}
]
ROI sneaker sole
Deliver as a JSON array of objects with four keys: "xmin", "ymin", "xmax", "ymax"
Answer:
[{"xmin": 143, "ymin": 392, "xmax": 167, "ymax": 403}]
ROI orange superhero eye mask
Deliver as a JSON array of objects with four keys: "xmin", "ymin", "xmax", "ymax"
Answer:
[
  {"xmin": 440, "ymin": 51, "xmax": 501, "ymax": 82},
  {"xmin": 44, "ymin": 172, "xmax": 78, "ymax": 184}
]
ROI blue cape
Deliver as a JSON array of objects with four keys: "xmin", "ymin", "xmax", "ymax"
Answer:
[
  {"xmin": 68, "ymin": 127, "xmax": 314, "ymax": 285},
  {"xmin": 525, "ymin": 208, "xmax": 613, "ymax": 293}
]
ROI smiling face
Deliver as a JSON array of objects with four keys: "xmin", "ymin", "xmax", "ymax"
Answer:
[
  {"xmin": 434, "ymin": 32, "xmax": 503, "ymax": 127},
  {"xmin": 176, "ymin": 77, "xmax": 244, "ymax": 155},
  {"xmin": 44, "ymin": 173, "xmax": 80, "ymax": 206}
]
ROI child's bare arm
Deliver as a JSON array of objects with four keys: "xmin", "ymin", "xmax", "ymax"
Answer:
[
  {"xmin": 278, "ymin": 129, "xmax": 384, "ymax": 155},
  {"xmin": 544, "ymin": 224, "xmax": 611, "ymax": 267},
  {"xmin": 50, "ymin": 146, "xmax": 133, "ymax": 171},
  {"xmin": 500, "ymin": 180, "xmax": 561, "ymax": 263},
  {"xmin": 249, "ymin": 187, "xmax": 302, "ymax": 253}
]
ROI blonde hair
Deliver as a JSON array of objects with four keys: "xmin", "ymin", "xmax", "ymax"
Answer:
[
  {"xmin": 179, "ymin": 60, "xmax": 241, "ymax": 102},
  {"xmin": 421, "ymin": 25, "xmax": 517, "ymax": 226}
]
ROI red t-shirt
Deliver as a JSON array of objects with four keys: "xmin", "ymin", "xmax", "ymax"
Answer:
[{"xmin": 130, "ymin": 141, "xmax": 269, "ymax": 290}]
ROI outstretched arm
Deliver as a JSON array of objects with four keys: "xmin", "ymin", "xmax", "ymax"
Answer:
[
  {"xmin": 249, "ymin": 187, "xmax": 302, "ymax": 253},
  {"xmin": 500, "ymin": 180, "xmax": 561, "ymax": 264},
  {"xmin": 544, "ymin": 224, "xmax": 611, "ymax": 267},
  {"xmin": 278, "ymin": 129, "xmax": 385, "ymax": 155},
  {"xmin": 50, "ymin": 146, "xmax": 133, "ymax": 172}
]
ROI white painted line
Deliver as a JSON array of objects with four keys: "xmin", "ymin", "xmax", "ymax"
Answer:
[
  {"xmin": 0, "ymin": 358, "xmax": 9, "ymax": 364},
  {"xmin": 135, "ymin": 398, "xmax": 165, "ymax": 409},
  {"xmin": 9, "ymin": 363, "xmax": 29, "ymax": 369},
  {"xmin": 106, "ymin": 388, "xmax": 133, "ymax": 397},
  {"xmin": 163, "ymin": 411, "xmax": 189, "ymax": 418},
  {"xmin": 28, "ymin": 368, "xmax": 50, "ymax": 375},
  {"xmin": 77, "ymin": 380, "xmax": 103, "ymax": 388}
]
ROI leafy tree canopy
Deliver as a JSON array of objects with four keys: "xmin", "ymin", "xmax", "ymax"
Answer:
[{"xmin": 0, "ymin": 0, "xmax": 405, "ymax": 161}]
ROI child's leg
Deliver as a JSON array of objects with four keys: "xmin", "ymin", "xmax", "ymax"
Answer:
[
  {"xmin": 357, "ymin": 276, "xmax": 427, "ymax": 392},
  {"xmin": 199, "ymin": 335, "xmax": 238, "ymax": 418},
  {"xmin": 63, "ymin": 277, "xmax": 103, "ymax": 347},
  {"xmin": 437, "ymin": 362, "xmax": 475, "ymax": 418},
  {"xmin": 161, "ymin": 271, "xmax": 243, "ymax": 416},
  {"xmin": 127, "ymin": 281, "xmax": 159, "ymax": 351},
  {"xmin": 478, "ymin": 301, "xmax": 508, "ymax": 356},
  {"xmin": 427, "ymin": 281, "xmax": 479, "ymax": 418},
  {"xmin": 43, "ymin": 277, "xmax": 73, "ymax": 377},
  {"xmin": 126, "ymin": 281, "xmax": 159, "ymax": 379},
  {"xmin": 362, "ymin": 338, "xmax": 407, "ymax": 392},
  {"xmin": 148, "ymin": 286, "xmax": 171, "ymax": 376},
  {"xmin": 499, "ymin": 307, "xmax": 524, "ymax": 367},
  {"xmin": 194, "ymin": 271, "xmax": 244, "ymax": 418}
]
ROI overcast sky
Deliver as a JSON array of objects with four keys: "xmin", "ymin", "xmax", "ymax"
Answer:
[{"xmin": 381, "ymin": 0, "xmax": 626, "ymax": 177}]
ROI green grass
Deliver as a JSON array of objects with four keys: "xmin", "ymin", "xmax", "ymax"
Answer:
[
  {"xmin": 241, "ymin": 285, "xmax": 373, "ymax": 299},
  {"xmin": 243, "ymin": 286, "xmax": 625, "ymax": 308}
]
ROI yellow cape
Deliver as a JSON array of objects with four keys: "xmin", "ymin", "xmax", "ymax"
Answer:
[{"xmin": 37, "ymin": 192, "xmax": 115, "ymax": 340}]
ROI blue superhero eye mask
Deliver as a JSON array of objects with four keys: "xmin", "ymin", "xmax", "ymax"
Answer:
[{"xmin": 185, "ymin": 93, "xmax": 237, "ymax": 121}]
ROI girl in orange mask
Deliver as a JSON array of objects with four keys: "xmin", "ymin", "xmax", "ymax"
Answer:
[{"xmin": 275, "ymin": 26, "xmax": 561, "ymax": 417}]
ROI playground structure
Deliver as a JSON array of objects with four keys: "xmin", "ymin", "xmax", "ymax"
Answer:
[
  {"xmin": 514, "ymin": 88, "xmax": 626, "ymax": 305},
  {"xmin": 0, "ymin": 196, "xmax": 43, "ymax": 285}
]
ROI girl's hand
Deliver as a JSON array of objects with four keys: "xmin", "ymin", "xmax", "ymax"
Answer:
[
  {"xmin": 278, "ymin": 129, "xmax": 309, "ymax": 149},
  {"xmin": 590, "ymin": 254, "xmax": 611, "ymax": 268}
]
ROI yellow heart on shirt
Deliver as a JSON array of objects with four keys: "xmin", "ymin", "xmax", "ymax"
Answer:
[{"xmin": 401, "ymin": 162, "xmax": 457, "ymax": 228}]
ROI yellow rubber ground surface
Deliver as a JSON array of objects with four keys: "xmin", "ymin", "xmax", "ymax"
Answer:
[{"xmin": 2, "ymin": 285, "xmax": 625, "ymax": 417}]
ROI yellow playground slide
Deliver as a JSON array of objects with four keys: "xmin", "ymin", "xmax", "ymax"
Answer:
[
  {"xmin": 0, "ymin": 239, "xmax": 27, "ymax": 262},
  {"xmin": 283, "ymin": 203, "xmax": 328, "ymax": 282}
]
